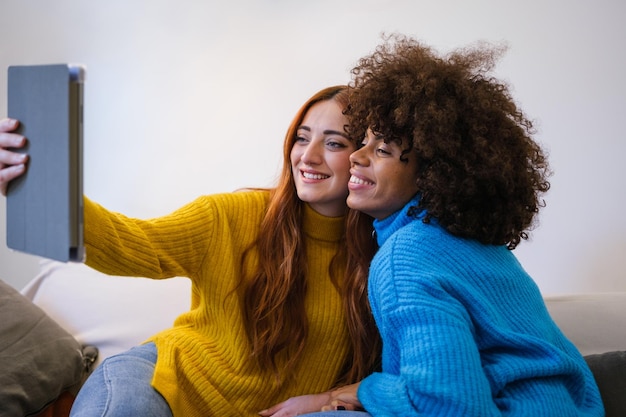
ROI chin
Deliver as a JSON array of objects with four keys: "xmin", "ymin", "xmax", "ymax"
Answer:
[{"xmin": 346, "ymin": 197, "xmax": 362, "ymax": 211}]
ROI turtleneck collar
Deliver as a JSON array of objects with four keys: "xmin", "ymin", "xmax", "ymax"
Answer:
[
  {"xmin": 302, "ymin": 203, "xmax": 345, "ymax": 243},
  {"xmin": 372, "ymin": 194, "xmax": 423, "ymax": 247}
]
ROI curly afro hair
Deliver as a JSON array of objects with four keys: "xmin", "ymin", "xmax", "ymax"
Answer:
[{"xmin": 346, "ymin": 34, "xmax": 551, "ymax": 249}]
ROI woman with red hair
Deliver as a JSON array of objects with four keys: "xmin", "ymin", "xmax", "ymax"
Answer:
[{"xmin": 0, "ymin": 85, "xmax": 381, "ymax": 416}]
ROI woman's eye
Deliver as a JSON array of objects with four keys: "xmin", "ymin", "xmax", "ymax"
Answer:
[
  {"xmin": 295, "ymin": 135, "xmax": 309, "ymax": 144},
  {"xmin": 327, "ymin": 140, "xmax": 348, "ymax": 149}
]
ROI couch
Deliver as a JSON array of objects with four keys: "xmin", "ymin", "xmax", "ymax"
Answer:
[
  {"xmin": 1, "ymin": 260, "xmax": 190, "ymax": 417},
  {"xmin": 1, "ymin": 259, "xmax": 624, "ymax": 416}
]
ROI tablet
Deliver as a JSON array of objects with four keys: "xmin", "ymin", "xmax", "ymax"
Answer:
[{"xmin": 6, "ymin": 63, "xmax": 85, "ymax": 262}]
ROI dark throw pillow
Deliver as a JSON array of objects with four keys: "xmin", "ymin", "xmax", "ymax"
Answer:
[
  {"xmin": 585, "ymin": 350, "xmax": 626, "ymax": 417},
  {"xmin": 0, "ymin": 279, "xmax": 88, "ymax": 416}
]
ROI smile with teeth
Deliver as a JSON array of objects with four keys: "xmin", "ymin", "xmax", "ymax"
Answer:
[
  {"xmin": 302, "ymin": 171, "xmax": 329, "ymax": 180},
  {"xmin": 350, "ymin": 175, "xmax": 374, "ymax": 185}
]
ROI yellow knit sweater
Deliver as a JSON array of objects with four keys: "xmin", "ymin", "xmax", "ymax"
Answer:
[{"xmin": 83, "ymin": 190, "xmax": 351, "ymax": 416}]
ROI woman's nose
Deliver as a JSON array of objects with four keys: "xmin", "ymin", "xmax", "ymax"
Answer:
[
  {"xmin": 350, "ymin": 147, "xmax": 367, "ymax": 166},
  {"xmin": 301, "ymin": 142, "xmax": 323, "ymax": 164}
]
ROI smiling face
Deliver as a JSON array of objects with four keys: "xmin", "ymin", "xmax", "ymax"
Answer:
[
  {"xmin": 290, "ymin": 100, "xmax": 355, "ymax": 217},
  {"xmin": 347, "ymin": 129, "xmax": 420, "ymax": 220}
]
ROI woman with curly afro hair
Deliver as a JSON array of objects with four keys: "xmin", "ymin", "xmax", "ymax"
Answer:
[{"xmin": 262, "ymin": 35, "xmax": 604, "ymax": 417}]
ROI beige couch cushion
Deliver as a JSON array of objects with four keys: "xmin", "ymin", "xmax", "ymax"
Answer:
[
  {"xmin": 545, "ymin": 293, "xmax": 626, "ymax": 356},
  {"xmin": 21, "ymin": 260, "xmax": 191, "ymax": 369}
]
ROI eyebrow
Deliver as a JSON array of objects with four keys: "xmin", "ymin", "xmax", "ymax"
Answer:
[
  {"xmin": 373, "ymin": 132, "xmax": 402, "ymax": 146},
  {"xmin": 297, "ymin": 125, "xmax": 350, "ymax": 139}
]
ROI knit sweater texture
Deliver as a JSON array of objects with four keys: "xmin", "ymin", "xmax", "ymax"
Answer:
[
  {"xmin": 83, "ymin": 190, "xmax": 351, "ymax": 416},
  {"xmin": 358, "ymin": 195, "xmax": 604, "ymax": 416}
]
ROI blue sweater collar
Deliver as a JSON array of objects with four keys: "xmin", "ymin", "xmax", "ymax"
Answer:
[{"xmin": 373, "ymin": 194, "xmax": 422, "ymax": 247}]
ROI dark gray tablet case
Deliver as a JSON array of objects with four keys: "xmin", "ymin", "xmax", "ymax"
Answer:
[{"xmin": 6, "ymin": 64, "xmax": 85, "ymax": 262}]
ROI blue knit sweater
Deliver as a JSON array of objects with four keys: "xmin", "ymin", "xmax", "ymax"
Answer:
[{"xmin": 358, "ymin": 195, "xmax": 604, "ymax": 416}]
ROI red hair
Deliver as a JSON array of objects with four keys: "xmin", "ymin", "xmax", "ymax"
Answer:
[{"xmin": 241, "ymin": 86, "xmax": 380, "ymax": 385}]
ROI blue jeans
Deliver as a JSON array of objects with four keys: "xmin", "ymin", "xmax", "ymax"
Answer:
[
  {"xmin": 70, "ymin": 342, "xmax": 172, "ymax": 417},
  {"xmin": 70, "ymin": 343, "xmax": 371, "ymax": 417},
  {"xmin": 302, "ymin": 413, "xmax": 371, "ymax": 416}
]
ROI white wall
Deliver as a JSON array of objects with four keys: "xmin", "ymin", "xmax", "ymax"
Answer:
[{"xmin": 1, "ymin": 0, "xmax": 625, "ymax": 295}]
